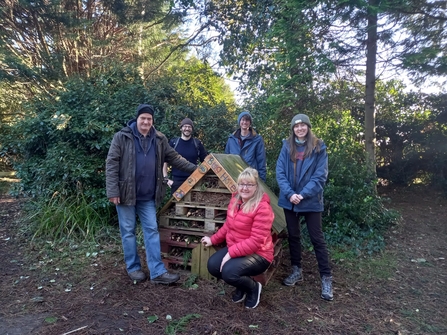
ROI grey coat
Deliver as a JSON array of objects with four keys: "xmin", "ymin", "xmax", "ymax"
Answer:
[{"xmin": 106, "ymin": 123, "xmax": 196, "ymax": 207}]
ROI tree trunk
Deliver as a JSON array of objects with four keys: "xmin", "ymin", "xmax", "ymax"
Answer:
[{"xmin": 365, "ymin": 0, "xmax": 378, "ymax": 181}]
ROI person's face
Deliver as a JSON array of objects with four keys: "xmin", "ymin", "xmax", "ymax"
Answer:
[
  {"xmin": 137, "ymin": 113, "xmax": 153, "ymax": 135},
  {"xmin": 293, "ymin": 122, "xmax": 308, "ymax": 140},
  {"xmin": 181, "ymin": 124, "xmax": 193, "ymax": 137},
  {"xmin": 239, "ymin": 116, "xmax": 251, "ymax": 130},
  {"xmin": 238, "ymin": 178, "xmax": 257, "ymax": 202}
]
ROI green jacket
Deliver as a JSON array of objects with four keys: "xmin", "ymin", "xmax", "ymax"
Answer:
[{"xmin": 106, "ymin": 122, "xmax": 196, "ymax": 207}]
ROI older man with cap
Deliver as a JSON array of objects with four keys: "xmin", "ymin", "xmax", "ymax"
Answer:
[
  {"xmin": 225, "ymin": 111, "xmax": 267, "ymax": 181},
  {"xmin": 163, "ymin": 117, "xmax": 208, "ymax": 195},
  {"xmin": 106, "ymin": 104, "xmax": 197, "ymax": 284}
]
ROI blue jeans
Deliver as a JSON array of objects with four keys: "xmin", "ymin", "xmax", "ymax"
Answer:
[
  {"xmin": 116, "ymin": 200, "xmax": 166, "ymax": 279},
  {"xmin": 207, "ymin": 247, "xmax": 270, "ymax": 293}
]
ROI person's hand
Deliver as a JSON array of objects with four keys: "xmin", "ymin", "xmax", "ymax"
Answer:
[
  {"xmin": 289, "ymin": 194, "xmax": 303, "ymax": 205},
  {"xmin": 220, "ymin": 252, "xmax": 231, "ymax": 272},
  {"xmin": 109, "ymin": 197, "xmax": 120, "ymax": 205},
  {"xmin": 201, "ymin": 236, "xmax": 212, "ymax": 247},
  {"xmin": 167, "ymin": 179, "xmax": 174, "ymax": 187}
]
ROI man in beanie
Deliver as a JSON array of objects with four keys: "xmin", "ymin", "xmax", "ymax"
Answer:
[
  {"xmin": 163, "ymin": 117, "xmax": 208, "ymax": 194},
  {"xmin": 225, "ymin": 111, "xmax": 267, "ymax": 181},
  {"xmin": 106, "ymin": 104, "xmax": 197, "ymax": 284}
]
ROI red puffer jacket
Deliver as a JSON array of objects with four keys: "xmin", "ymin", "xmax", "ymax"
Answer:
[{"xmin": 210, "ymin": 193, "xmax": 274, "ymax": 263}]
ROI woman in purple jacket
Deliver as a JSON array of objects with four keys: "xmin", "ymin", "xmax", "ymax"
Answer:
[{"xmin": 276, "ymin": 114, "xmax": 333, "ymax": 301}]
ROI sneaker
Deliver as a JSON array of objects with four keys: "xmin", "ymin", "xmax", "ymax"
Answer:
[
  {"xmin": 128, "ymin": 270, "xmax": 147, "ymax": 282},
  {"xmin": 283, "ymin": 265, "xmax": 303, "ymax": 286},
  {"xmin": 321, "ymin": 275, "xmax": 333, "ymax": 301},
  {"xmin": 151, "ymin": 272, "xmax": 180, "ymax": 285},
  {"xmin": 245, "ymin": 282, "xmax": 262, "ymax": 309},
  {"xmin": 232, "ymin": 289, "xmax": 246, "ymax": 303}
]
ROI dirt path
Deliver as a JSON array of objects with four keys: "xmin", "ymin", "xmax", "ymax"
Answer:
[{"xmin": 0, "ymin": 187, "xmax": 446, "ymax": 335}]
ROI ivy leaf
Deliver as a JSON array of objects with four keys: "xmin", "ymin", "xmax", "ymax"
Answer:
[{"xmin": 147, "ymin": 315, "xmax": 158, "ymax": 323}]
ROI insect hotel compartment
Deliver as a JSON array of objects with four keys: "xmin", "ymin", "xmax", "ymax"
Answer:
[
  {"xmin": 160, "ymin": 228, "xmax": 205, "ymax": 271},
  {"xmin": 157, "ymin": 153, "xmax": 287, "ymax": 282}
]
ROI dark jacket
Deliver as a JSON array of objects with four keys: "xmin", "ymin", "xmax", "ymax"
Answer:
[
  {"xmin": 276, "ymin": 139, "xmax": 328, "ymax": 212},
  {"xmin": 225, "ymin": 128, "xmax": 267, "ymax": 181},
  {"xmin": 169, "ymin": 137, "xmax": 208, "ymax": 181},
  {"xmin": 106, "ymin": 121, "xmax": 196, "ymax": 207}
]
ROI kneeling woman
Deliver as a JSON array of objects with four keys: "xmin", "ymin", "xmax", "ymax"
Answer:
[{"xmin": 201, "ymin": 167, "xmax": 274, "ymax": 309}]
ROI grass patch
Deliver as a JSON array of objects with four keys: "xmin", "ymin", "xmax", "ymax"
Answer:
[
  {"xmin": 339, "ymin": 252, "xmax": 398, "ymax": 282},
  {"xmin": 23, "ymin": 191, "xmax": 114, "ymax": 242},
  {"xmin": 165, "ymin": 314, "xmax": 201, "ymax": 335}
]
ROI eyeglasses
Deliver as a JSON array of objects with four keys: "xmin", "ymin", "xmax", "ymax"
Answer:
[{"xmin": 238, "ymin": 184, "xmax": 256, "ymax": 189}]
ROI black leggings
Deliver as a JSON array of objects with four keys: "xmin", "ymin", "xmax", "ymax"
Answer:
[
  {"xmin": 207, "ymin": 247, "xmax": 270, "ymax": 293},
  {"xmin": 284, "ymin": 209, "xmax": 331, "ymax": 277}
]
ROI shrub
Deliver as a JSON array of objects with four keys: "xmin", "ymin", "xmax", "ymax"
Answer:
[{"xmin": 1, "ymin": 63, "xmax": 236, "ymax": 241}]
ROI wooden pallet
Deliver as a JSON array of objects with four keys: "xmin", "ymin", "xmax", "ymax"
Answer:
[
  {"xmin": 191, "ymin": 244, "xmax": 217, "ymax": 280},
  {"xmin": 158, "ymin": 153, "xmax": 287, "ymax": 285}
]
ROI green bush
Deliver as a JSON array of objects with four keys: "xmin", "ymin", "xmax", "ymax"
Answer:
[
  {"xmin": 1, "ymin": 63, "xmax": 236, "ymax": 241},
  {"xmin": 256, "ymin": 108, "xmax": 401, "ymax": 254},
  {"xmin": 319, "ymin": 112, "xmax": 400, "ymax": 254}
]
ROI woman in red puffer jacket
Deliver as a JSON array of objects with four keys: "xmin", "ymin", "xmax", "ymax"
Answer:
[{"xmin": 201, "ymin": 167, "xmax": 274, "ymax": 309}]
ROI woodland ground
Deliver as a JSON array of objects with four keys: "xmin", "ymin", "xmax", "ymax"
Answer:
[{"xmin": 0, "ymin": 183, "xmax": 446, "ymax": 335}]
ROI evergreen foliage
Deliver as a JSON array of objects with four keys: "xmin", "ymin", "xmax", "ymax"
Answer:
[
  {"xmin": 1, "ymin": 63, "xmax": 235, "ymax": 240},
  {"xmin": 1, "ymin": 0, "xmax": 446, "ymax": 255}
]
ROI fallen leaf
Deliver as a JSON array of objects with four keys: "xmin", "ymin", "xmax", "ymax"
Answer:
[
  {"xmin": 147, "ymin": 315, "xmax": 158, "ymax": 323},
  {"xmin": 31, "ymin": 296, "xmax": 45, "ymax": 303}
]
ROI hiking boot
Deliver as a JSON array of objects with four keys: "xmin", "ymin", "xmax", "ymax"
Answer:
[
  {"xmin": 283, "ymin": 265, "xmax": 303, "ymax": 286},
  {"xmin": 151, "ymin": 271, "xmax": 180, "ymax": 285},
  {"xmin": 245, "ymin": 282, "xmax": 262, "ymax": 309},
  {"xmin": 321, "ymin": 275, "xmax": 333, "ymax": 301},
  {"xmin": 128, "ymin": 270, "xmax": 147, "ymax": 282},
  {"xmin": 232, "ymin": 289, "xmax": 246, "ymax": 303}
]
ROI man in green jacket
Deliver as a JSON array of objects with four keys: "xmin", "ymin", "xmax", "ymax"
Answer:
[{"xmin": 106, "ymin": 104, "xmax": 196, "ymax": 284}]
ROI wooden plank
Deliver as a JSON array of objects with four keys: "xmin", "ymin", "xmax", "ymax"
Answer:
[
  {"xmin": 191, "ymin": 187, "xmax": 232, "ymax": 194},
  {"xmin": 201, "ymin": 245, "xmax": 216, "ymax": 280},
  {"xmin": 159, "ymin": 215, "xmax": 225, "ymax": 223},
  {"xmin": 181, "ymin": 203, "xmax": 228, "ymax": 210},
  {"xmin": 173, "ymin": 158, "xmax": 211, "ymax": 201},
  {"xmin": 199, "ymin": 245, "xmax": 210, "ymax": 279},
  {"xmin": 191, "ymin": 245, "xmax": 201, "ymax": 276}
]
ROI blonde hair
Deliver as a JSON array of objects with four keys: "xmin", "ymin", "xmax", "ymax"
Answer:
[{"xmin": 231, "ymin": 167, "xmax": 265, "ymax": 214}]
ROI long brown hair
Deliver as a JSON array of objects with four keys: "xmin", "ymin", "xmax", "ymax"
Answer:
[
  {"xmin": 287, "ymin": 127, "xmax": 322, "ymax": 162},
  {"xmin": 230, "ymin": 167, "xmax": 265, "ymax": 214}
]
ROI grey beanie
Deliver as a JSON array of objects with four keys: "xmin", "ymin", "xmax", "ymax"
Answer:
[
  {"xmin": 180, "ymin": 117, "xmax": 194, "ymax": 128},
  {"xmin": 237, "ymin": 111, "xmax": 252, "ymax": 125},
  {"xmin": 291, "ymin": 114, "xmax": 312, "ymax": 129}
]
